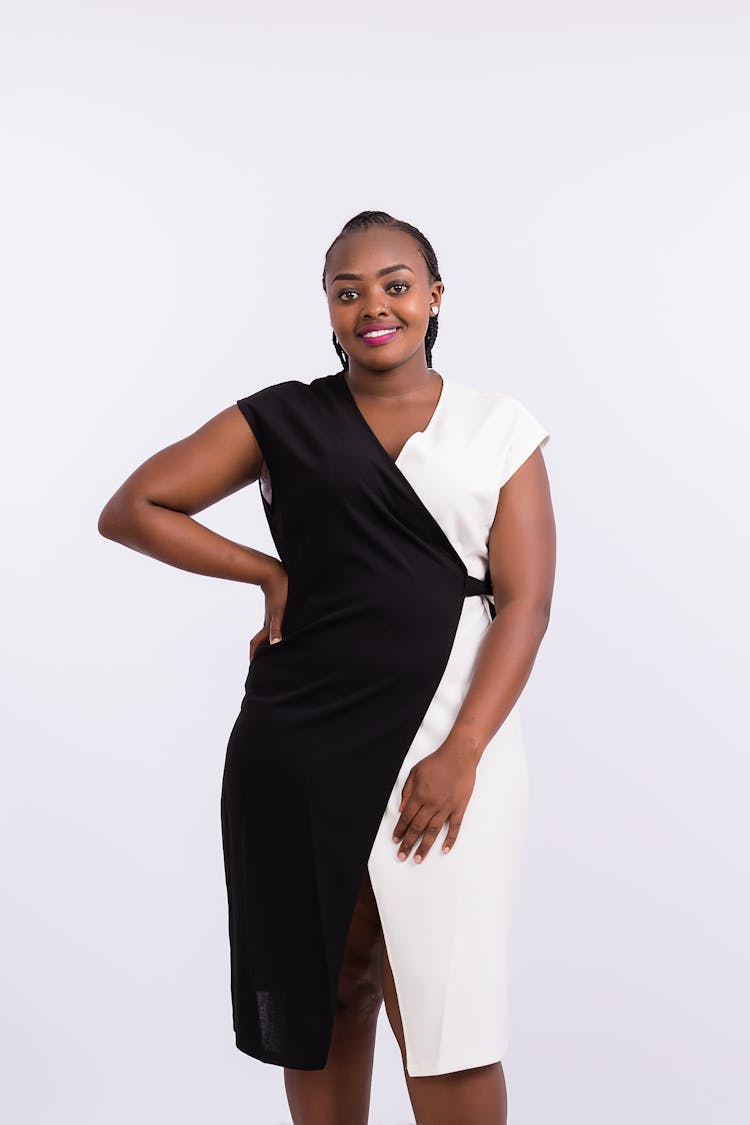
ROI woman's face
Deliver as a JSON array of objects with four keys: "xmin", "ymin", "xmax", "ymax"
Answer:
[{"xmin": 324, "ymin": 228, "xmax": 443, "ymax": 373}]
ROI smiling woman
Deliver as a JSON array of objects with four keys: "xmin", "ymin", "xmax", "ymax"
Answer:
[
  {"xmin": 99, "ymin": 208, "xmax": 554, "ymax": 1125},
  {"xmin": 217, "ymin": 212, "xmax": 555, "ymax": 1123},
  {"xmin": 324, "ymin": 220, "xmax": 444, "ymax": 374}
]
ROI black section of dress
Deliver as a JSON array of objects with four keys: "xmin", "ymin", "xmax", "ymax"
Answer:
[{"xmin": 220, "ymin": 372, "xmax": 493, "ymax": 1069}]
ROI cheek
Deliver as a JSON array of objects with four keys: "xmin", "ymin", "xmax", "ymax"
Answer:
[
  {"xmin": 328, "ymin": 314, "xmax": 349, "ymax": 340},
  {"xmin": 329, "ymin": 303, "xmax": 353, "ymax": 325},
  {"xmin": 403, "ymin": 296, "xmax": 429, "ymax": 326}
]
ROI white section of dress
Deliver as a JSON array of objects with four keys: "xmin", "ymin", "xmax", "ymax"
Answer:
[{"xmin": 366, "ymin": 374, "xmax": 550, "ymax": 1078}]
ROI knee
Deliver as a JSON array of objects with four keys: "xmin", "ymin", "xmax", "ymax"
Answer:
[{"xmin": 335, "ymin": 961, "xmax": 383, "ymax": 1023}]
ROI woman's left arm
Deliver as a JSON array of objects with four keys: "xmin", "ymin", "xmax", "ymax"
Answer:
[
  {"xmin": 391, "ymin": 445, "xmax": 555, "ymax": 863},
  {"xmin": 449, "ymin": 443, "xmax": 556, "ymax": 763}
]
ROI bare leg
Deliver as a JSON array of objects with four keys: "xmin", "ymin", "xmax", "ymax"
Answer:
[
  {"xmin": 380, "ymin": 924, "xmax": 508, "ymax": 1125},
  {"xmin": 283, "ymin": 868, "xmax": 384, "ymax": 1125}
]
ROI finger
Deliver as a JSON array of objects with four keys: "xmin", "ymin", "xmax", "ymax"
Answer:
[
  {"xmin": 392, "ymin": 788, "xmax": 417, "ymax": 843},
  {"xmin": 249, "ymin": 625, "xmax": 268, "ymax": 662},
  {"xmin": 441, "ymin": 809, "xmax": 464, "ymax": 854},
  {"xmin": 397, "ymin": 780, "xmax": 412, "ymax": 814},
  {"xmin": 413, "ymin": 811, "xmax": 448, "ymax": 864},
  {"xmin": 269, "ymin": 613, "xmax": 283, "ymax": 644},
  {"xmin": 395, "ymin": 807, "xmax": 431, "ymax": 861}
]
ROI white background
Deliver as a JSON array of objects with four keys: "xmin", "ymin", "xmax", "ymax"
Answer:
[{"xmin": 2, "ymin": 2, "xmax": 748, "ymax": 1123}]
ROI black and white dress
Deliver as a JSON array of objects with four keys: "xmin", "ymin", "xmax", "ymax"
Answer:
[{"xmin": 220, "ymin": 369, "xmax": 550, "ymax": 1077}]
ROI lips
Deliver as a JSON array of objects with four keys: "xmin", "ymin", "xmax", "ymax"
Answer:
[
  {"xmin": 358, "ymin": 327, "xmax": 401, "ymax": 347},
  {"xmin": 357, "ymin": 323, "xmax": 402, "ymax": 337}
]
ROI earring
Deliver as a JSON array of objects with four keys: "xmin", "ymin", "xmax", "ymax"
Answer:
[{"xmin": 431, "ymin": 305, "xmax": 439, "ymax": 315}]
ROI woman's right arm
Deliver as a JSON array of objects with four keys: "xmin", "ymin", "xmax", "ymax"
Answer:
[{"xmin": 97, "ymin": 403, "xmax": 283, "ymax": 595}]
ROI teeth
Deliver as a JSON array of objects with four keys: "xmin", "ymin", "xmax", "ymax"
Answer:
[{"xmin": 363, "ymin": 328, "xmax": 398, "ymax": 338}]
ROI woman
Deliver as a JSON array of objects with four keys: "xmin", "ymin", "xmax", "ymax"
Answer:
[{"xmin": 98, "ymin": 210, "xmax": 556, "ymax": 1125}]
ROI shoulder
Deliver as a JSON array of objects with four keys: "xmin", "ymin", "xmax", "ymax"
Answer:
[
  {"xmin": 236, "ymin": 377, "xmax": 319, "ymax": 424},
  {"xmin": 447, "ymin": 376, "xmax": 527, "ymax": 408},
  {"xmin": 237, "ymin": 377, "xmax": 311, "ymax": 408},
  {"xmin": 443, "ymin": 377, "xmax": 550, "ymax": 481},
  {"xmin": 236, "ymin": 375, "xmax": 340, "ymax": 409},
  {"xmin": 444, "ymin": 378, "xmax": 546, "ymax": 433}
]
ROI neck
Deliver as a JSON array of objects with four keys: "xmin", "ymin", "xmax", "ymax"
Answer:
[{"xmin": 344, "ymin": 355, "xmax": 436, "ymax": 399}]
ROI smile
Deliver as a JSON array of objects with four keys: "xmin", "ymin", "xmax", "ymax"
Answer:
[{"xmin": 359, "ymin": 328, "xmax": 401, "ymax": 346}]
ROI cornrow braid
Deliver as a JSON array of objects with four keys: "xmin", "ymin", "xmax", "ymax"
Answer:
[{"xmin": 322, "ymin": 210, "xmax": 442, "ymax": 372}]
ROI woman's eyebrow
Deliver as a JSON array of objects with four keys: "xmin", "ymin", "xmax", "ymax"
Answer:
[{"xmin": 330, "ymin": 263, "xmax": 415, "ymax": 283}]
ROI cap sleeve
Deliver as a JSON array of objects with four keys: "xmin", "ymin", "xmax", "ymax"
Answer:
[
  {"xmin": 235, "ymin": 380, "xmax": 303, "ymax": 470},
  {"xmin": 236, "ymin": 391, "xmax": 268, "ymax": 454},
  {"xmin": 498, "ymin": 395, "xmax": 550, "ymax": 489}
]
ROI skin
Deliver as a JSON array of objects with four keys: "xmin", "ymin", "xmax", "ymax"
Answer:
[{"xmin": 98, "ymin": 226, "xmax": 556, "ymax": 1125}]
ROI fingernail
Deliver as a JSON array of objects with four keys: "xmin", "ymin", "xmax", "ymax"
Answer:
[
  {"xmin": 442, "ymin": 845, "xmax": 450, "ymax": 853},
  {"xmin": 414, "ymin": 855, "xmax": 422, "ymax": 864},
  {"xmin": 398, "ymin": 852, "xmax": 406, "ymax": 861},
  {"xmin": 271, "ymin": 637, "xmax": 280, "ymax": 644}
]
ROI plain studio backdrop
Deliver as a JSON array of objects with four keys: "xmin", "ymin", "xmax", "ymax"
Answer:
[{"xmin": 2, "ymin": 2, "xmax": 747, "ymax": 1123}]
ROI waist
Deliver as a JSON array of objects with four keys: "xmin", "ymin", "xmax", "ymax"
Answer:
[{"xmin": 465, "ymin": 572, "xmax": 496, "ymax": 619}]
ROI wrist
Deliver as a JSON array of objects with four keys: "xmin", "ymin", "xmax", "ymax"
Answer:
[
  {"xmin": 443, "ymin": 723, "xmax": 488, "ymax": 765},
  {"xmin": 257, "ymin": 554, "xmax": 286, "ymax": 590}
]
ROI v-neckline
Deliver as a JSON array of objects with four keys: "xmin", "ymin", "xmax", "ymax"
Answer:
[{"xmin": 336, "ymin": 369, "xmax": 448, "ymax": 465}]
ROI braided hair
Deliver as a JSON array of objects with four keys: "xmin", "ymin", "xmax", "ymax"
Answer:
[{"xmin": 322, "ymin": 210, "xmax": 443, "ymax": 373}]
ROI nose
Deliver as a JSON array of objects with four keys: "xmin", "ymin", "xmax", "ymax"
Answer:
[{"xmin": 360, "ymin": 291, "xmax": 391, "ymax": 318}]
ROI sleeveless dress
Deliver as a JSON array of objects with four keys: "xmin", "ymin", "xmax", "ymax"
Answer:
[{"xmin": 220, "ymin": 369, "xmax": 550, "ymax": 1078}]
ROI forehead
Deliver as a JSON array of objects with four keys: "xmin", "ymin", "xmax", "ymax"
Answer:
[{"xmin": 325, "ymin": 227, "xmax": 425, "ymax": 283}]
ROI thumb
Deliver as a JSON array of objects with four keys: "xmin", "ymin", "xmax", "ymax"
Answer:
[{"xmin": 269, "ymin": 616, "xmax": 283, "ymax": 644}]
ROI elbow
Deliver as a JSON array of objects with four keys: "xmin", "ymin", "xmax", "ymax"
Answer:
[
  {"xmin": 97, "ymin": 492, "xmax": 145, "ymax": 543},
  {"xmin": 97, "ymin": 502, "xmax": 120, "ymax": 541},
  {"xmin": 521, "ymin": 598, "xmax": 552, "ymax": 637},
  {"xmin": 495, "ymin": 596, "xmax": 551, "ymax": 639},
  {"xmin": 536, "ymin": 597, "xmax": 553, "ymax": 637}
]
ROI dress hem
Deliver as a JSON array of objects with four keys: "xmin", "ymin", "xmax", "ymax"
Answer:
[
  {"xmin": 405, "ymin": 1040, "xmax": 509, "ymax": 1078},
  {"xmin": 234, "ymin": 1036, "xmax": 328, "ymax": 1071},
  {"xmin": 233, "ymin": 1034, "xmax": 509, "ymax": 1077}
]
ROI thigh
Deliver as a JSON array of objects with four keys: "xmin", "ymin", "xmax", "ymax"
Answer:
[{"xmin": 336, "ymin": 866, "xmax": 384, "ymax": 1012}]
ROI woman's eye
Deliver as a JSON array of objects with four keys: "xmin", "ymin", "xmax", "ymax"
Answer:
[{"xmin": 337, "ymin": 282, "xmax": 410, "ymax": 302}]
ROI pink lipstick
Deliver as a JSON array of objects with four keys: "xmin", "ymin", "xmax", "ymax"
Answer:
[{"xmin": 358, "ymin": 327, "xmax": 401, "ymax": 347}]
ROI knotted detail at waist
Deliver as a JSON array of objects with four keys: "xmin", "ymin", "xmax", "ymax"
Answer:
[
  {"xmin": 465, "ymin": 572, "xmax": 496, "ymax": 620},
  {"xmin": 465, "ymin": 573, "xmax": 492, "ymax": 597}
]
